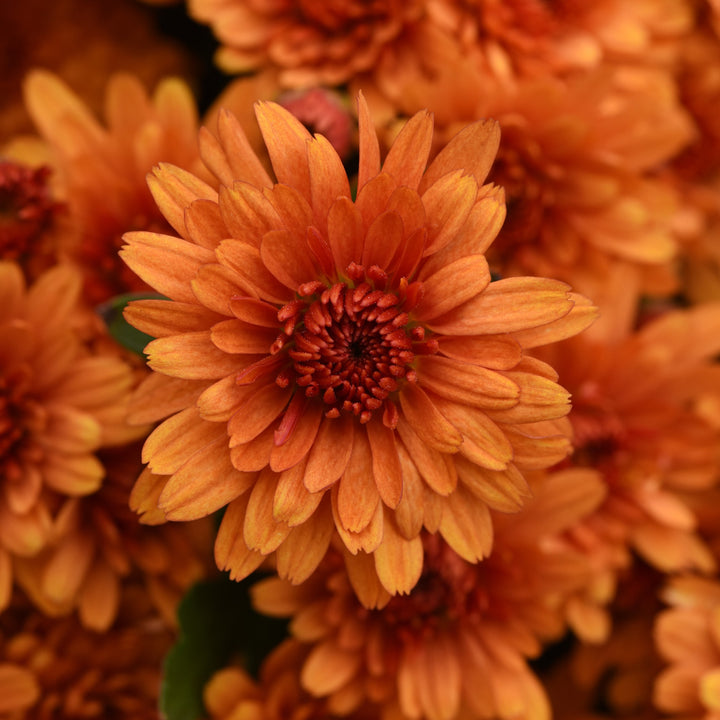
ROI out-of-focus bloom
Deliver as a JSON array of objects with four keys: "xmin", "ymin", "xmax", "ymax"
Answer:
[
  {"xmin": 188, "ymin": 0, "xmax": 425, "ymax": 86},
  {"xmin": 0, "ymin": 591, "xmax": 173, "ymax": 719},
  {"xmin": 360, "ymin": 55, "xmax": 694, "ymax": 307},
  {"xmin": 422, "ymin": 0, "xmax": 692, "ymax": 80},
  {"xmin": 12, "ymin": 442, "xmax": 213, "ymax": 632},
  {"xmin": 250, "ymin": 469, "xmax": 606, "ymax": 720},
  {"xmin": 542, "ymin": 303, "xmax": 720, "ymax": 575},
  {"xmin": 205, "ymin": 639, "xmax": 379, "ymax": 720},
  {"xmin": 0, "ymin": 261, "xmax": 143, "ymax": 612},
  {"xmin": 0, "ymin": 0, "xmax": 195, "ymax": 140},
  {"xmin": 122, "ymin": 97, "xmax": 596, "ymax": 594},
  {"xmin": 16, "ymin": 70, "xmax": 203, "ymax": 305},
  {"xmin": 654, "ymin": 575, "xmax": 720, "ymax": 720}
]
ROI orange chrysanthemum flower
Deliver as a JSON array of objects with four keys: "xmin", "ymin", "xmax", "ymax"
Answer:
[
  {"xmin": 250, "ymin": 469, "xmax": 606, "ymax": 720},
  {"xmin": 122, "ymin": 97, "xmax": 596, "ymax": 593},
  {"xmin": 18, "ymin": 70, "xmax": 203, "ymax": 305},
  {"xmin": 422, "ymin": 0, "xmax": 691, "ymax": 80},
  {"xmin": 187, "ymin": 0, "xmax": 425, "ymax": 87},
  {"xmin": 541, "ymin": 302, "xmax": 720, "ymax": 575},
  {"xmin": 0, "ymin": 261, "xmax": 143, "ymax": 612},
  {"xmin": 654, "ymin": 575, "xmax": 720, "ymax": 720},
  {"xmin": 0, "ymin": 591, "xmax": 173, "ymax": 719},
  {"xmin": 12, "ymin": 441, "xmax": 213, "ymax": 631}
]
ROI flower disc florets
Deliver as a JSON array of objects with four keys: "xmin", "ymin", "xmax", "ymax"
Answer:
[{"xmin": 274, "ymin": 262, "xmax": 436, "ymax": 426}]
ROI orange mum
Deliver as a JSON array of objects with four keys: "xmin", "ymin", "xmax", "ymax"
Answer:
[
  {"xmin": 188, "ymin": 0, "xmax": 425, "ymax": 87},
  {"xmin": 19, "ymin": 70, "xmax": 202, "ymax": 305},
  {"xmin": 0, "ymin": 261, "xmax": 142, "ymax": 612},
  {"xmin": 251, "ymin": 469, "xmax": 606, "ymax": 720},
  {"xmin": 122, "ymin": 96, "xmax": 595, "ymax": 593}
]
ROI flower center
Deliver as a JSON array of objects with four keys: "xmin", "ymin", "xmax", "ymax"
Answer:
[
  {"xmin": 0, "ymin": 161, "xmax": 59, "ymax": 262},
  {"xmin": 274, "ymin": 263, "xmax": 433, "ymax": 425}
]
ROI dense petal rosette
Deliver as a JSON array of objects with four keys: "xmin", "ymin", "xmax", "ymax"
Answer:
[{"xmin": 122, "ymin": 96, "xmax": 595, "ymax": 594}]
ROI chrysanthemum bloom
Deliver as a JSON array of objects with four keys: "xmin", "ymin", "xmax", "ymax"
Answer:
[
  {"xmin": 421, "ymin": 0, "xmax": 692, "ymax": 81},
  {"xmin": 205, "ymin": 639, "xmax": 380, "ymax": 720},
  {"xmin": 187, "ymin": 0, "xmax": 425, "ymax": 86},
  {"xmin": 0, "ymin": 261, "xmax": 143, "ymax": 612},
  {"xmin": 539, "ymin": 302, "xmax": 720, "ymax": 576},
  {"xmin": 251, "ymin": 469, "xmax": 606, "ymax": 720},
  {"xmin": 122, "ymin": 97, "xmax": 596, "ymax": 593},
  {"xmin": 358, "ymin": 60, "xmax": 695, "ymax": 308},
  {"xmin": 0, "ymin": 591, "xmax": 173, "ymax": 719},
  {"xmin": 12, "ymin": 442, "xmax": 213, "ymax": 632},
  {"xmin": 19, "ymin": 69, "xmax": 203, "ymax": 305},
  {"xmin": 654, "ymin": 575, "xmax": 720, "ymax": 720}
]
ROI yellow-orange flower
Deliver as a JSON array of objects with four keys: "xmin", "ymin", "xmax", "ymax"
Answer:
[
  {"xmin": 250, "ymin": 469, "xmax": 606, "ymax": 720},
  {"xmin": 541, "ymin": 302, "xmax": 720, "ymax": 575},
  {"xmin": 187, "ymin": 0, "xmax": 425, "ymax": 87},
  {"xmin": 0, "ymin": 591, "xmax": 173, "ymax": 719},
  {"xmin": 17, "ymin": 70, "xmax": 203, "ymax": 305},
  {"xmin": 654, "ymin": 575, "xmax": 720, "ymax": 720},
  {"xmin": 12, "ymin": 442, "xmax": 213, "ymax": 632},
  {"xmin": 122, "ymin": 97, "xmax": 596, "ymax": 594},
  {"xmin": 0, "ymin": 261, "xmax": 142, "ymax": 612}
]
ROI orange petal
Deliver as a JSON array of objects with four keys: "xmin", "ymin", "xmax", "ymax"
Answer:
[
  {"xmin": 420, "ymin": 118, "xmax": 500, "ymax": 192},
  {"xmin": 243, "ymin": 470, "xmax": 291, "ymax": 554},
  {"xmin": 270, "ymin": 397, "xmax": 323, "ymax": 470},
  {"xmin": 427, "ymin": 277, "xmax": 575, "ymax": 336},
  {"xmin": 218, "ymin": 182, "xmax": 280, "ymax": 244},
  {"xmin": 486, "ymin": 372, "xmax": 570, "ymax": 423},
  {"xmin": 394, "ymin": 443, "xmax": 425, "ymax": 539},
  {"xmin": 42, "ymin": 531, "xmax": 94, "ymax": 604},
  {"xmin": 227, "ymin": 382, "xmax": 290, "ymax": 445},
  {"xmin": 335, "ymin": 430, "xmax": 380, "ymax": 533},
  {"xmin": 120, "ymin": 231, "xmax": 215, "ymax": 302},
  {"xmin": 437, "ymin": 334, "xmax": 522, "ymax": 370},
  {"xmin": 399, "ymin": 383, "xmax": 462, "ymax": 454},
  {"xmin": 229, "ymin": 297, "xmax": 281, "ymax": 327},
  {"xmin": 211, "ymin": 318, "xmax": 277, "ymax": 354},
  {"xmin": 355, "ymin": 173, "xmax": 397, "ymax": 229},
  {"xmin": 261, "ymin": 228, "xmax": 320, "ymax": 291},
  {"xmin": 301, "ymin": 639, "xmax": 362, "ymax": 695},
  {"xmin": 159, "ymin": 436, "xmax": 255, "ymax": 520},
  {"xmin": 273, "ymin": 458, "xmax": 323, "ymax": 526},
  {"xmin": 456, "ymin": 458, "xmax": 530, "ymax": 513},
  {"xmin": 215, "ymin": 239, "xmax": 290, "ymax": 304},
  {"xmin": 214, "ymin": 495, "xmax": 266, "ymax": 580},
  {"xmin": 327, "ymin": 197, "xmax": 365, "ymax": 273},
  {"xmin": 143, "ymin": 408, "xmax": 227, "ymax": 474},
  {"xmin": 43, "ymin": 453, "xmax": 104, "ymax": 496},
  {"xmin": 374, "ymin": 512, "xmax": 423, "ymax": 595},
  {"xmin": 414, "ymin": 254, "xmax": 490, "ymax": 321},
  {"xmin": 145, "ymin": 331, "xmax": 245, "ymax": 379},
  {"xmin": 332, "ymin": 484, "xmax": 384, "ymax": 555},
  {"xmin": 308, "ymin": 134, "xmax": 351, "ymax": 231},
  {"xmin": 438, "ymin": 485, "xmax": 493, "ymax": 562},
  {"xmin": 361, "ymin": 210, "xmax": 404, "ymax": 270},
  {"xmin": 125, "ymin": 300, "xmax": 224, "ymax": 338},
  {"xmin": 191, "ymin": 263, "xmax": 253, "ymax": 315},
  {"xmin": 304, "ymin": 414, "xmax": 354, "ymax": 493},
  {"xmin": 78, "ymin": 561, "xmax": 119, "ymax": 632},
  {"xmin": 197, "ymin": 374, "xmax": 256, "ymax": 422},
  {"xmin": 275, "ymin": 499, "xmax": 335, "ymax": 584},
  {"xmin": 0, "ymin": 664, "xmax": 39, "ymax": 714},
  {"xmin": 230, "ymin": 425, "xmax": 276, "ymax": 471},
  {"xmin": 255, "ymin": 100, "xmax": 312, "ymax": 200},
  {"xmin": 365, "ymin": 421, "xmax": 402, "ymax": 509},
  {"xmin": 357, "ymin": 91, "xmax": 381, "ymax": 193},
  {"xmin": 421, "ymin": 171, "xmax": 478, "ymax": 255},
  {"xmin": 396, "ymin": 417, "xmax": 458, "ymax": 496},
  {"xmin": 430, "ymin": 396, "xmax": 512, "ymax": 471},
  {"xmin": 185, "ymin": 199, "xmax": 229, "ymax": 250},
  {"xmin": 382, "ymin": 110, "xmax": 433, "ymax": 190}
]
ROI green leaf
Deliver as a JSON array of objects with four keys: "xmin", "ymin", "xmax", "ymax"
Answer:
[
  {"xmin": 96, "ymin": 292, "xmax": 162, "ymax": 355},
  {"xmin": 160, "ymin": 576, "xmax": 288, "ymax": 720}
]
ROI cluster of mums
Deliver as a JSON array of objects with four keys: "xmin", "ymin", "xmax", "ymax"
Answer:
[{"xmin": 2, "ymin": 0, "xmax": 720, "ymax": 718}]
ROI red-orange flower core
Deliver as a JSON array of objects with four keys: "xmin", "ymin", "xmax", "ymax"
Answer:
[
  {"xmin": 273, "ymin": 264, "xmax": 433, "ymax": 426},
  {"xmin": 0, "ymin": 161, "xmax": 58, "ymax": 261},
  {"xmin": 0, "ymin": 368, "xmax": 32, "ymax": 469}
]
